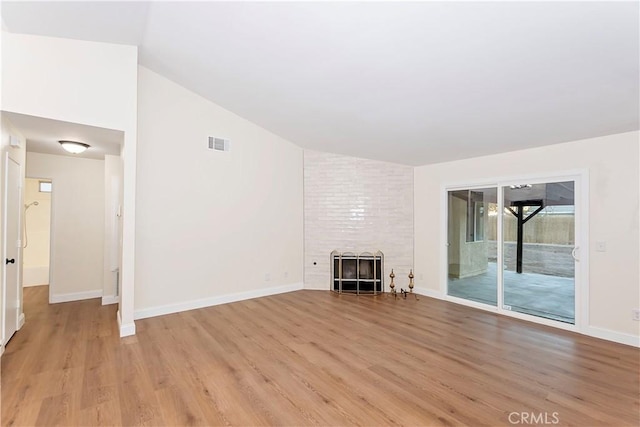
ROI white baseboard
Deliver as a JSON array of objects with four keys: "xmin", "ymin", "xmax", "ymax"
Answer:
[
  {"xmin": 134, "ymin": 282, "xmax": 304, "ymax": 320},
  {"xmin": 23, "ymin": 265, "xmax": 49, "ymax": 287},
  {"xmin": 303, "ymin": 283, "xmax": 329, "ymax": 291},
  {"xmin": 118, "ymin": 310, "xmax": 136, "ymax": 337},
  {"xmin": 102, "ymin": 294, "xmax": 119, "ymax": 305},
  {"xmin": 23, "ymin": 283, "xmax": 48, "ymax": 288},
  {"xmin": 584, "ymin": 326, "xmax": 640, "ymax": 348},
  {"xmin": 413, "ymin": 286, "xmax": 444, "ymax": 299},
  {"xmin": 0, "ymin": 344, "xmax": 4, "ymax": 357},
  {"xmin": 303, "ymin": 283, "xmax": 442, "ymax": 294},
  {"xmin": 17, "ymin": 313, "xmax": 25, "ymax": 330},
  {"xmin": 50, "ymin": 289, "xmax": 102, "ymax": 304}
]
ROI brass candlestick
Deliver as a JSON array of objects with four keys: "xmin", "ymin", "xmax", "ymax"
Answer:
[
  {"xmin": 400, "ymin": 269, "xmax": 419, "ymax": 300},
  {"xmin": 389, "ymin": 269, "xmax": 397, "ymax": 299}
]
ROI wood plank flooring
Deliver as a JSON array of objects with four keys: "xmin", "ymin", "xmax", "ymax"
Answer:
[{"xmin": 2, "ymin": 285, "xmax": 639, "ymax": 426}]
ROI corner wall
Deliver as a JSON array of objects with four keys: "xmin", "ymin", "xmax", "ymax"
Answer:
[
  {"xmin": 134, "ymin": 67, "xmax": 303, "ymax": 318},
  {"xmin": 303, "ymin": 150, "xmax": 414, "ymax": 289},
  {"xmin": 414, "ymin": 131, "xmax": 640, "ymax": 345},
  {"xmin": 103, "ymin": 155, "xmax": 121, "ymax": 304}
]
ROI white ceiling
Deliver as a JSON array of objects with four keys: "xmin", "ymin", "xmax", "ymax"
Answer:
[
  {"xmin": 2, "ymin": 1, "xmax": 638, "ymax": 166},
  {"xmin": 4, "ymin": 112, "xmax": 122, "ymax": 160}
]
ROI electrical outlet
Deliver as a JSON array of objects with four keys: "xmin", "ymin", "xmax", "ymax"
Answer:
[
  {"xmin": 633, "ymin": 309, "xmax": 640, "ymax": 321},
  {"xmin": 284, "ymin": 271, "xmax": 289, "ymax": 279},
  {"xmin": 265, "ymin": 273, "xmax": 271, "ymax": 282},
  {"xmin": 596, "ymin": 241, "xmax": 606, "ymax": 252}
]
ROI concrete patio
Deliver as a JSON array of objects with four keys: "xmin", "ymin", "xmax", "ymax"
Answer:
[{"xmin": 447, "ymin": 262, "xmax": 575, "ymax": 324}]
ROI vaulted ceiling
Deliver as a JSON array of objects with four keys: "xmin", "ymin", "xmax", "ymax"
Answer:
[{"xmin": 2, "ymin": 1, "xmax": 638, "ymax": 165}]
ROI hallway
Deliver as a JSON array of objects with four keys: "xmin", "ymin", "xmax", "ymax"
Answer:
[{"xmin": 1, "ymin": 286, "xmax": 119, "ymax": 425}]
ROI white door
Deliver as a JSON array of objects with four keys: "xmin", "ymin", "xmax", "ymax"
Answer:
[{"xmin": 3, "ymin": 155, "xmax": 21, "ymax": 345}]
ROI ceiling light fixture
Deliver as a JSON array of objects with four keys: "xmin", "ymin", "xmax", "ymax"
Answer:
[{"xmin": 59, "ymin": 140, "xmax": 90, "ymax": 154}]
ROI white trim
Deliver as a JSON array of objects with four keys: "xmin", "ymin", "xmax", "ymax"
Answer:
[
  {"xmin": 102, "ymin": 295, "xmax": 119, "ymax": 305},
  {"xmin": 445, "ymin": 294, "xmax": 499, "ymax": 313},
  {"xmin": 134, "ymin": 282, "xmax": 304, "ymax": 320},
  {"xmin": 47, "ymin": 177, "xmax": 56, "ymax": 305},
  {"xmin": 443, "ymin": 169, "xmax": 591, "ymax": 191},
  {"xmin": 2, "ymin": 154, "xmax": 23, "ymax": 347},
  {"xmin": 120, "ymin": 129, "xmax": 138, "ymax": 340},
  {"xmin": 500, "ymin": 306, "xmax": 578, "ymax": 333},
  {"xmin": 578, "ymin": 170, "xmax": 590, "ymax": 333},
  {"xmin": 584, "ymin": 326, "xmax": 640, "ymax": 348},
  {"xmin": 17, "ymin": 312, "xmax": 24, "ymax": 330},
  {"xmin": 117, "ymin": 309, "xmax": 136, "ymax": 337},
  {"xmin": 304, "ymin": 282, "xmax": 330, "ymax": 291},
  {"xmin": 413, "ymin": 286, "xmax": 443, "ymax": 300},
  {"xmin": 50, "ymin": 289, "xmax": 102, "ymax": 304},
  {"xmin": 439, "ymin": 186, "xmax": 448, "ymax": 305},
  {"xmin": 496, "ymin": 182, "xmax": 504, "ymax": 311}
]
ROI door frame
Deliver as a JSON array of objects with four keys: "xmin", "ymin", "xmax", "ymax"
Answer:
[
  {"xmin": 441, "ymin": 169, "xmax": 589, "ymax": 333},
  {"xmin": 2, "ymin": 153, "xmax": 24, "ymax": 349}
]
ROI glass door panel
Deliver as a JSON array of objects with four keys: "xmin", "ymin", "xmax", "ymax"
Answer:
[
  {"xmin": 447, "ymin": 187, "xmax": 498, "ymax": 306},
  {"xmin": 502, "ymin": 181, "xmax": 575, "ymax": 324}
]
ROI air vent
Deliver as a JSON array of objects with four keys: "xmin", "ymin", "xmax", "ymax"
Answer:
[{"xmin": 208, "ymin": 136, "xmax": 230, "ymax": 152}]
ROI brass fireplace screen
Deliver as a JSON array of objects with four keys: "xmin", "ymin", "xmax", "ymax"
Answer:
[{"xmin": 330, "ymin": 251, "xmax": 384, "ymax": 294}]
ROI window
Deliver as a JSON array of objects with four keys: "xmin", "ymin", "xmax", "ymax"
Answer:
[
  {"xmin": 466, "ymin": 191, "xmax": 484, "ymax": 242},
  {"xmin": 39, "ymin": 181, "xmax": 52, "ymax": 193},
  {"xmin": 449, "ymin": 189, "xmax": 486, "ymax": 243},
  {"xmin": 473, "ymin": 201, "xmax": 485, "ymax": 242}
]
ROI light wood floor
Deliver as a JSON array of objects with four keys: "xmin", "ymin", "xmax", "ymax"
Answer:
[{"xmin": 2, "ymin": 286, "xmax": 639, "ymax": 426}]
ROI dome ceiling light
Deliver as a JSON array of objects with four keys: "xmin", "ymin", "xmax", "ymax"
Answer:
[{"xmin": 59, "ymin": 140, "xmax": 90, "ymax": 154}]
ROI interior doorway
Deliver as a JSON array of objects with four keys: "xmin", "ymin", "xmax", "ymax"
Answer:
[
  {"xmin": 3, "ymin": 155, "xmax": 22, "ymax": 345},
  {"xmin": 23, "ymin": 178, "xmax": 52, "ymax": 288},
  {"xmin": 446, "ymin": 174, "xmax": 584, "ymax": 328}
]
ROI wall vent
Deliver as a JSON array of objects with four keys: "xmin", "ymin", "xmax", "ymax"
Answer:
[{"xmin": 208, "ymin": 136, "xmax": 230, "ymax": 152}]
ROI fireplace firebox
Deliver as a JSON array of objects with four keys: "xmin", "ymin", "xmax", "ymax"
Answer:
[{"xmin": 330, "ymin": 251, "xmax": 384, "ymax": 294}]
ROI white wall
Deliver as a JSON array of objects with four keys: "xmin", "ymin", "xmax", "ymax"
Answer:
[
  {"xmin": 304, "ymin": 150, "xmax": 414, "ymax": 289},
  {"xmin": 26, "ymin": 152, "xmax": 104, "ymax": 302},
  {"xmin": 414, "ymin": 131, "xmax": 640, "ymax": 345},
  {"xmin": 2, "ymin": 33, "xmax": 136, "ymax": 134},
  {"xmin": 22, "ymin": 178, "xmax": 50, "ymax": 286},
  {"xmin": 1, "ymin": 32, "xmax": 138, "ymax": 335},
  {"xmin": 134, "ymin": 66, "xmax": 303, "ymax": 318},
  {"xmin": 103, "ymin": 155, "xmax": 121, "ymax": 304}
]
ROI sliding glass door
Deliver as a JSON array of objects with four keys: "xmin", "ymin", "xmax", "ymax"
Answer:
[
  {"xmin": 447, "ymin": 187, "xmax": 498, "ymax": 306},
  {"xmin": 446, "ymin": 177, "xmax": 579, "ymax": 327},
  {"xmin": 502, "ymin": 181, "xmax": 576, "ymax": 324}
]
